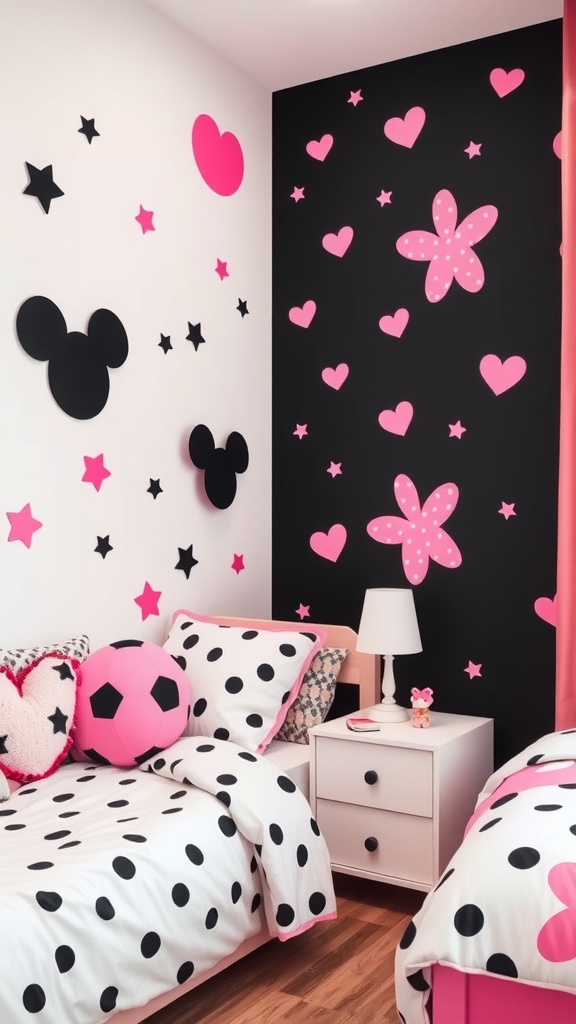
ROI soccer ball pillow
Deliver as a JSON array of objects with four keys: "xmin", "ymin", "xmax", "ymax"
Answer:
[{"xmin": 72, "ymin": 640, "xmax": 190, "ymax": 767}]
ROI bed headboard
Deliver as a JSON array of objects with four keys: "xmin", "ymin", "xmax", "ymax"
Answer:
[{"xmin": 214, "ymin": 617, "xmax": 380, "ymax": 711}]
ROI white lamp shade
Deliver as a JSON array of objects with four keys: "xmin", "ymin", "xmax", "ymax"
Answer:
[{"xmin": 356, "ymin": 588, "xmax": 422, "ymax": 656}]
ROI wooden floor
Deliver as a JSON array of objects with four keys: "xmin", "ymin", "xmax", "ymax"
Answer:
[{"xmin": 146, "ymin": 875, "xmax": 426, "ymax": 1024}]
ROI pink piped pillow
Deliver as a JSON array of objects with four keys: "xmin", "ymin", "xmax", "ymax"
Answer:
[{"xmin": 0, "ymin": 654, "xmax": 80, "ymax": 783}]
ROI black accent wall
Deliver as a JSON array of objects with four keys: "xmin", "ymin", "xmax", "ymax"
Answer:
[{"xmin": 272, "ymin": 20, "xmax": 562, "ymax": 766}]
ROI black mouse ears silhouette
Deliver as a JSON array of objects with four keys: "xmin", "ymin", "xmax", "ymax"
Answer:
[
  {"xmin": 16, "ymin": 295, "xmax": 129, "ymax": 419},
  {"xmin": 188, "ymin": 425, "xmax": 249, "ymax": 509}
]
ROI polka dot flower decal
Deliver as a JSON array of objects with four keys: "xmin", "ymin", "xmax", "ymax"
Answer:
[
  {"xmin": 367, "ymin": 473, "xmax": 462, "ymax": 584},
  {"xmin": 396, "ymin": 188, "xmax": 498, "ymax": 302}
]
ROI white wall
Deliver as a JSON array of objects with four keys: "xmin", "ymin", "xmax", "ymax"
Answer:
[{"xmin": 0, "ymin": 0, "xmax": 271, "ymax": 649}]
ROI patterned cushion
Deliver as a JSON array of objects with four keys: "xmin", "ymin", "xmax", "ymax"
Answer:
[
  {"xmin": 163, "ymin": 611, "xmax": 325, "ymax": 753},
  {"xmin": 0, "ymin": 635, "xmax": 90, "ymax": 674},
  {"xmin": 276, "ymin": 647, "xmax": 348, "ymax": 744}
]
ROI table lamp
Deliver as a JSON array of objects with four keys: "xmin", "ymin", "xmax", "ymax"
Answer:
[{"xmin": 356, "ymin": 587, "xmax": 422, "ymax": 722}]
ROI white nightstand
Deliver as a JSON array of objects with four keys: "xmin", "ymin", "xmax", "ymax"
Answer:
[{"xmin": 309, "ymin": 710, "xmax": 493, "ymax": 892}]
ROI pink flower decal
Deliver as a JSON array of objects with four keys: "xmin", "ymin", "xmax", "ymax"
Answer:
[
  {"xmin": 396, "ymin": 189, "xmax": 498, "ymax": 303},
  {"xmin": 367, "ymin": 474, "xmax": 462, "ymax": 585}
]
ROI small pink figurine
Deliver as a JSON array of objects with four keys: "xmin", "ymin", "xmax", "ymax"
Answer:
[{"xmin": 411, "ymin": 687, "xmax": 433, "ymax": 728}]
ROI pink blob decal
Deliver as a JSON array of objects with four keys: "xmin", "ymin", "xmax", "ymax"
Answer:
[
  {"xmin": 535, "ymin": 595, "xmax": 557, "ymax": 627},
  {"xmin": 397, "ymin": 189, "xmax": 498, "ymax": 303},
  {"xmin": 306, "ymin": 135, "xmax": 333, "ymax": 161},
  {"xmin": 480, "ymin": 354, "xmax": 527, "ymax": 395},
  {"xmin": 489, "ymin": 67, "xmax": 525, "ymax": 98},
  {"xmin": 378, "ymin": 401, "xmax": 413, "ymax": 436},
  {"xmin": 322, "ymin": 226, "xmax": 353, "ymax": 257},
  {"xmin": 322, "ymin": 363, "xmax": 349, "ymax": 390},
  {"xmin": 367, "ymin": 474, "xmax": 461, "ymax": 585},
  {"xmin": 191, "ymin": 114, "xmax": 244, "ymax": 196},
  {"xmin": 538, "ymin": 863, "xmax": 576, "ymax": 963},
  {"xmin": 384, "ymin": 106, "xmax": 426, "ymax": 148},
  {"xmin": 288, "ymin": 300, "xmax": 316, "ymax": 328},
  {"xmin": 554, "ymin": 131, "xmax": 562, "ymax": 159},
  {"xmin": 379, "ymin": 308, "xmax": 409, "ymax": 337},
  {"xmin": 309, "ymin": 524, "xmax": 347, "ymax": 562}
]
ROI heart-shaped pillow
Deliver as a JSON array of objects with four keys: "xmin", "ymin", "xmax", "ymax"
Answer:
[{"xmin": 0, "ymin": 654, "xmax": 80, "ymax": 784}]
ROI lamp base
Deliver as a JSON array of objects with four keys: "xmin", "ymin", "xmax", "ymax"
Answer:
[{"xmin": 368, "ymin": 702, "xmax": 410, "ymax": 723}]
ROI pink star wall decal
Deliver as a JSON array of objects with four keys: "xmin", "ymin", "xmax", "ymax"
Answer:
[
  {"xmin": 231, "ymin": 554, "xmax": 245, "ymax": 574},
  {"xmin": 82, "ymin": 454, "xmax": 111, "ymax": 492},
  {"xmin": 296, "ymin": 603, "xmax": 310, "ymax": 620},
  {"xmin": 348, "ymin": 90, "xmax": 363, "ymax": 106},
  {"xmin": 464, "ymin": 661, "xmax": 482, "ymax": 679},
  {"xmin": 6, "ymin": 504, "xmax": 43, "ymax": 547},
  {"xmin": 377, "ymin": 190, "xmax": 392, "ymax": 206},
  {"xmin": 327, "ymin": 462, "xmax": 342, "ymax": 477},
  {"xmin": 215, "ymin": 259, "xmax": 229, "ymax": 280},
  {"xmin": 290, "ymin": 187, "xmax": 305, "ymax": 202},
  {"xmin": 464, "ymin": 141, "xmax": 482, "ymax": 159},
  {"xmin": 135, "ymin": 205, "xmax": 155, "ymax": 234},
  {"xmin": 293, "ymin": 424, "xmax": 308, "ymax": 440},
  {"xmin": 134, "ymin": 582, "xmax": 161, "ymax": 620},
  {"xmin": 499, "ymin": 502, "xmax": 517, "ymax": 520},
  {"xmin": 396, "ymin": 188, "xmax": 498, "ymax": 303},
  {"xmin": 367, "ymin": 473, "xmax": 462, "ymax": 585},
  {"xmin": 449, "ymin": 421, "xmax": 467, "ymax": 439}
]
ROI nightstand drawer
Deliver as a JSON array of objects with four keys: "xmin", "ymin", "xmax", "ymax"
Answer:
[
  {"xmin": 316, "ymin": 799, "xmax": 434, "ymax": 886},
  {"xmin": 315, "ymin": 737, "xmax": 433, "ymax": 817}
]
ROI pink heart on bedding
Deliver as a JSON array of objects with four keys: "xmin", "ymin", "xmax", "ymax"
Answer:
[
  {"xmin": 534, "ymin": 595, "xmax": 557, "ymax": 627},
  {"xmin": 309, "ymin": 524, "xmax": 347, "ymax": 562},
  {"xmin": 0, "ymin": 654, "xmax": 79, "ymax": 783},
  {"xmin": 288, "ymin": 300, "xmax": 316, "ymax": 328},
  {"xmin": 322, "ymin": 363, "xmax": 349, "ymax": 390},
  {"xmin": 384, "ymin": 107, "xmax": 425, "ymax": 148}
]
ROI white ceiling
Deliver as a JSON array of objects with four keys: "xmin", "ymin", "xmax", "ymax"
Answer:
[{"xmin": 144, "ymin": 0, "xmax": 562, "ymax": 91}]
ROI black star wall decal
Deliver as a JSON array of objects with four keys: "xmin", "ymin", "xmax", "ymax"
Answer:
[
  {"xmin": 175, "ymin": 545, "xmax": 198, "ymax": 579},
  {"xmin": 159, "ymin": 334, "xmax": 172, "ymax": 354},
  {"xmin": 78, "ymin": 116, "xmax": 100, "ymax": 144},
  {"xmin": 236, "ymin": 299, "xmax": 249, "ymax": 317},
  {"xmin": 52, "ymin": 662, "xmax": 74, "ymax": 681},
  {"xmin": 147, "ymin": 479, "xmax": 163, "ymax": 499},
  {"xmin": 48, "ymin": 707, "xmax": 68, "ymax": 735},
  {"xmin": 23, "ymin": 162, "xmax": 64, "ymax": 213},
  {"xmin": 95, "ymin": 535, "xmax": 113, "ymax": 559},
  {"xmin": 186, "ymin": 322, "xmax": 206, "ymax": 351}
]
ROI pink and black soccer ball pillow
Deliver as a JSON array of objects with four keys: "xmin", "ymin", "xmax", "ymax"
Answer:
[{"xmin": 73, "ymin": 640, "xmax": 190, "ymax": 767}]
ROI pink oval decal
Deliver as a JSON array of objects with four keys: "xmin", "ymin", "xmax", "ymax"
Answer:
[{"xmin": 191, "ymin": 114, "xmax": 244, "ymax": 196}]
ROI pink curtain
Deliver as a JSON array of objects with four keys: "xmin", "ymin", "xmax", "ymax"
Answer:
[{"xmin": 556, "ymin": 0, "xmax": 576, "ymax": 728}]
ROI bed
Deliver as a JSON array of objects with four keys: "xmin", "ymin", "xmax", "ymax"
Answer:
[
  {"xmin": 395, "ymin": 728, "xmax": 576, "ymax": 1024},
  {"xmin": 0, "ymin": 615, "xmax": 379, "ymax": 1024}
]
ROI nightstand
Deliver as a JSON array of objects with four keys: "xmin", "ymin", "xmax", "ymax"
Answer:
[{"xmin": 309, "ymin": 711, "xmax": 493, "ymax": 892}]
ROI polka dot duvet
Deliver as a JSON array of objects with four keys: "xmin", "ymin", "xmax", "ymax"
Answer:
[
  {"xmin": 0, "ymin": 736, "xmax": 336, "ymax": 1023},
  {"xmin": 396, "ymin": 729, "xmax": 576, "ymax": 1024}
]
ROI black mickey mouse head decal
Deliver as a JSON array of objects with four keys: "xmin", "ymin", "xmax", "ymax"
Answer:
[
  {"xmin": 16, "ymin": 296, "xmax": 129, "ymax": 420},
  {"xmin": 188, "ymin": 425, "xmax": 249, "ymax": 510}
]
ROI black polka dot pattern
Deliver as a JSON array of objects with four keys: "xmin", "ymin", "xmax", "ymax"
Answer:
[
  {"xmin": 400, "ymin": 921, "xmax": 417, "ymax": 949},
  {"xmin": 454, "ymin": 904, "xmax": 484, "ymax": 937},
  {"xmin": 508, "ymin": 847, "xmax": 540, "ymax": 869},
  {"xmin": 486, "ymin": 953, "xmax": 518, "ymax": 977}
]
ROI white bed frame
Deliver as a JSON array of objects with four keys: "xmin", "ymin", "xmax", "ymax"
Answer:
[{"xmin": 107, "ymin": 617, "xmax": 379, "ymax": 1024}]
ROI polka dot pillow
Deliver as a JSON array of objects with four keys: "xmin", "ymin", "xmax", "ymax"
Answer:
[
  {"xmin": 275, "ymin": 646, "xmax": 348, "ymax": 744},
  {"xmin": 163, "ymin": 612, "xmax": 326, "ymax": 753}
]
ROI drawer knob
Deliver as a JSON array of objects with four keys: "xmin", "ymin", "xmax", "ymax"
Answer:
[
  {"xmin": 364, "ymin": 836, "xmax": 379, "ymax": 853},
  {"xmin": 364, "ymin": 770, "xmax": 378, "ymax": 786}
]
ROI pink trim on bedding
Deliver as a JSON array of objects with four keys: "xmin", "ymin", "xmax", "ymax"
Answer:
[
  {"xmin": 465, "ymin": 760, "xmax": 576, "ymax": 836},
  {"xmin": 275, "ymin": 909, "xmax": 337, "ymax": 941}
]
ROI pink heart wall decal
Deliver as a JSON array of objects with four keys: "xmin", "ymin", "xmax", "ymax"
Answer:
[
  {"xmin": 378, "ymin": 401, "xmax": 413, "ymax": 436},
  {"xmin": 379, "ymin": 308, "xmax": 409, "ymax": 338},
  {"xmin": 191, "ymin": 114, "xmax": 244, "ymax": 196},
  {"xmin": 553, "ymin": 131, "xmax": 562, "ymax": 159},
  {"xmin": 479, "ymin": 354, "xmax": 527, "ymax": 395},
  {"xmin": 322, "ymin": 363, "xmax": 349, "ymax": 390},
  {"xmin": 534, "ymin": 595, "xmax": 557, "ymax": 627},
  {"xmin": 384, "ymin": 107, "xmax": 426, "ymax": 148},
  {"xmin": 309, "ymin": 524, "xmax": 347, "ymax": 562},
  {"xmin": 306, "ymin": 135, "xmax": 333, "ymax": 161},
  {"xmin": 288, "ymin": 300, "xmax": 316, "ymax": 328},
  {"xmin": 489, "ymin": 68, "xmax": 525, "ymax": 98},
  {"xmin": 322, "ymin": 226, "xmax": 353, "ymax": 258}
]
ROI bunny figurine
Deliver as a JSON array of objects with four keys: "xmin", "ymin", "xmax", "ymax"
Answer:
[{"xmin": 411, "ymin": 687, "xmax": 433, "ymax": 728}]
